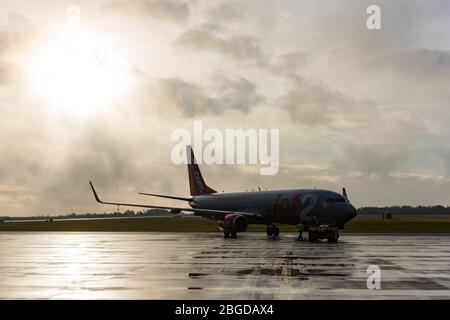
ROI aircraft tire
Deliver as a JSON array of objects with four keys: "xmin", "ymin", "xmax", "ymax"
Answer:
[
  {"xmin": 267, "ymin": 225, "xmax": 279, "ymax": 237},
  {"xmin": 273, "ymin": 226, "xmax": 280, "ymax": 237},
  {"xmin": 224, "ymin": 232, "xmax": 230, "ymax": 238},
  {"xmin": 328, "ymin": 231, "xmax": 339, "ymax": 243},
  {"xmin": 309, "ymin": 232, "xmax": 319, "ymax": 242},
  {"xmin": 230, "ymin": 232, "xmax": 237, "ymax": 239}
]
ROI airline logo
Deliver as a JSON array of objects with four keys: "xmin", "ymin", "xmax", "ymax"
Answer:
[
  {"xmin": 194, "ymin": 169, "xmax": 204, "ymax": 193},
  {"xmin": 300, "ymin": 194, "xmax": 317, "ymax": 216}
]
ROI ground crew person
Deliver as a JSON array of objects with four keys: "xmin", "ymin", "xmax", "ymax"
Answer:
[{"xmin": 296, "ymin": 223, "xmax": 304, "ymax": 241}]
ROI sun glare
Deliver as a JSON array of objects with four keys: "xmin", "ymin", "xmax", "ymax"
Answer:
[{"xmin": 28, "ymin": 28, "xmax": 130, "ymax": 116}]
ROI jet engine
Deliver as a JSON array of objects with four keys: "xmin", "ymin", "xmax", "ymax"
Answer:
[{"xmin": 218, "ymin": 214, "xmax": 248, "ymax": 233}]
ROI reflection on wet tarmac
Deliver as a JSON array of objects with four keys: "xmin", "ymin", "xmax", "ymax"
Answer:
[{"xmin": 0, "ymin": 232, "xmax": 450, "ymax": 299}]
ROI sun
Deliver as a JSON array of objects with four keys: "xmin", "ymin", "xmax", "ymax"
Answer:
[{"xmin": 28, "ymin": 28, "xmax": 130, "ymax": 116}]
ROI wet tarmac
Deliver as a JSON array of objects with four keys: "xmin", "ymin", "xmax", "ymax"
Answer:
[{"xmin": 1, "ymin": 232, "xmax": 450, "ymax": 299}]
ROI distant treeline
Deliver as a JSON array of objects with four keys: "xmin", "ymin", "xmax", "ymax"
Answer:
[
  {"xmin": 1, "ymin": 209, "xmax": 171, "ymax": 221},
  {"xmin": 3, "ymin": 206, "xmax": 450, "ymax": 221},
  {"xmin": 358, "ymin": 206, "xmax": 450, "ymax": 215}
]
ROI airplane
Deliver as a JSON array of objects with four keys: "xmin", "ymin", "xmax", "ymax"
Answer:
[{"xmin": 89, "ymin": 146, "xmax": 357, "ymax": 242}]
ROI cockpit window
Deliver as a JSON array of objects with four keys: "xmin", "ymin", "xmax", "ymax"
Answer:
[{"xmin": 326, "ymin": 197, "xmax": 346, "ymax": 203}]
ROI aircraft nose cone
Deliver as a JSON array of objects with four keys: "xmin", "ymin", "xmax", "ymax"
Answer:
[{"xmin": 346, "ymin": 204, "xmax": 358, "ymax": 221}]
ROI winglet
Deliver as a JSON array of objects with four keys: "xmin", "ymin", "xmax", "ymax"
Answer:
[
  {"xmin": 342, "ymin": 187, "xmax": 348, "ymax": 200},
  {"xmin": 89, "ymin": 181, "xmax": 103, "ymax": 203}
]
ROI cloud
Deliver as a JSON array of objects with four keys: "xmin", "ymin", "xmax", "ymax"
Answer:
[
  {"xmin": 173, "ymin": 23, "xmax": 264, "ymax": 64},
  {"xmin": 334, "ymin": 142, "xmax": 411, "ymax": 176},
  {"xmin": 270, "ymin": 70, "xmax": 418, "ymax": 177},
  {"xmin": 365, "ymin": 48, "xmax": 450, "ymax": 82},
  {"xmin": 435, "ymin": 144, "xmax": 450, "ymax": 176},
  {"xmin": 102, "ymin": 0, "xmax": 190, "ymax": 24},
  {"xmin": 276, "ymin": 75, "xmax": 377, "ymax": 126},
  {"xmin": 204, "ymin": 3, "xmax": 245, "ymax": 23},
  {"xmin": 152, "ymin": 75, "xmax": 264, "ymax": 117},
  {"xmin": 0, "ymin": 30, "xmax": 7, "ymax": 53},
  {"xmin": 0, "ymin": 114, "xmax": 178, "ymax": 214},
  {"xmin": 0, "ymin": 13, "xmax": 35, "ymax": 50},
  {"xmin": 2, "ymin": 1, "xmax": 450, "ymax": 215},
  {"xmin": 0, "ymin": 13, "xmax": 38, "ymax": 88},
  {"xmin": 273, "ymin": 51, "xmax": 308, "ymax": 73},
  {"xmin": 0, "ymin": 62, "xmax": 12, "ymax": 84}
]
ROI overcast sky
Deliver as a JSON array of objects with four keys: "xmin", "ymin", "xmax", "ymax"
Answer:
[{"xmin": 1, "ymin": 0, "xmax": 450, "ymax": 216}]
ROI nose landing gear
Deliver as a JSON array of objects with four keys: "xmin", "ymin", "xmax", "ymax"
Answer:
[
  {"xmin": 266, "ymin": 225, "xmax": 280, "ymax": 237},
  {"xmin": 223, "ymin": 231, "xmax": 238, "ymax": 238}
]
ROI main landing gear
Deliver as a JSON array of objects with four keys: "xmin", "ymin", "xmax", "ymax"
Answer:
[{"xmin": 266, "ymin": 225, "xmax": 280, "ymax": 237}]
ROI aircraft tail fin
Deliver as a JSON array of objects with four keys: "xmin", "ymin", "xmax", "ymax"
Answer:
[{"xmin": 187, "ymin": 146, "xmax": 216, "ymax": 196}]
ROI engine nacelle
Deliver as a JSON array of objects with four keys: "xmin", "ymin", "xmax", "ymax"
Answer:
[{"xmin": 218, "ymin": 214, "xmax": 248, "ymax": 233}]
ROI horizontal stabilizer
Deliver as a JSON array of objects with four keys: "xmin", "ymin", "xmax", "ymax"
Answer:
[{"xmin": 138, "ymin": 192, "xmax": 193, "ymax": 202}]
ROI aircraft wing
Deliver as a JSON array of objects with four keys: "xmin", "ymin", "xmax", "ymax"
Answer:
[{"xmin": 89, "ymin": 182, "xmax": 263, "ymax": 222}]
